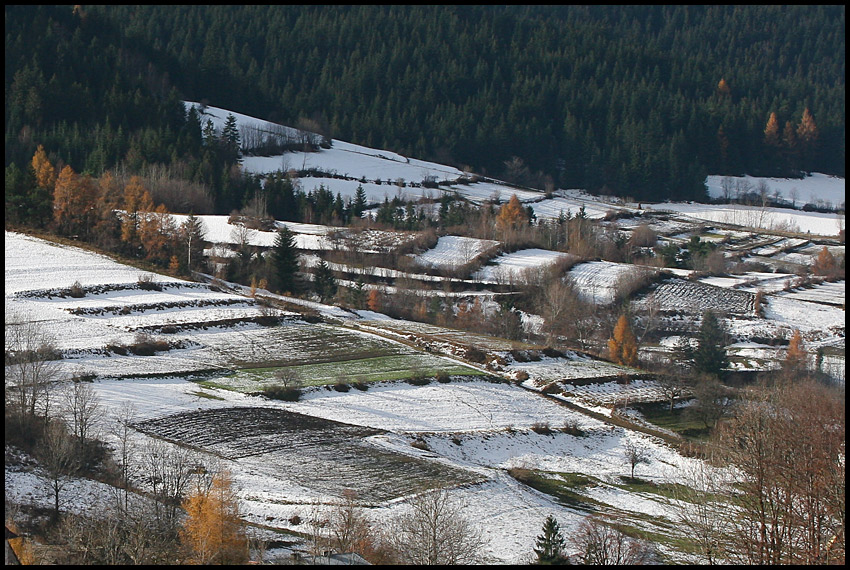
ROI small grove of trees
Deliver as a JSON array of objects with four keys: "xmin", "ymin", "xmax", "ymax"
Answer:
[
  {"xmin": 568, "ymin": 515, "xmax": 655, "ymax": 565},
  {"xmin": 674, "ymin": 380, "xmax": 845, "ymax": 565}
]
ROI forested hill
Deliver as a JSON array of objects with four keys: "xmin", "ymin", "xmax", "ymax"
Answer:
[{"xmin": 5, "ymin": 5, "xmax": 845, "ymax": 202}]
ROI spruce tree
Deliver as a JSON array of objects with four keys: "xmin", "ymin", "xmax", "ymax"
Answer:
[
  {"xmin": 271, "ymin": 225, "xmax": 300, "ymax": 294},
  {"xmin": 693, "ymin": 310, "xmax": 728, "ymax": 379},
  {"xmin": 534, "ymin": 514, "xmax": 569, "ymax": 565},
  {"xmin": 313, "ymin": 259, "xmax": 338, "ymax": 302}
]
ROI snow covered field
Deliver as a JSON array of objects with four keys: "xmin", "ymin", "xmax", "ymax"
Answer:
[
  {"xmin": 473, "ymin": 248, "xmax": 571, "ymax": 284},
  {"xmin": 411, "ymin": 235, "xmax": 500, "ymax": 270},
  {"xmin": 6, "ymin": 230, "xmax": 713, "ymax": 564}
]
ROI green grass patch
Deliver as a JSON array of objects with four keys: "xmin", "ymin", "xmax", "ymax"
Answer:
[
  {"xmin": 507, "ymin": 468, "xmax": 603, "ymax": 511},
  {"xmin": 630, "ymin": 401, "xmax": 711, "ymax": 441},
  {"xmin": 200, "ymin": 354, "xmax": 485, "ymax": 392},
  {"xmin": 188, "ymin": 390, "xmax": 226, "ymax": 401}
]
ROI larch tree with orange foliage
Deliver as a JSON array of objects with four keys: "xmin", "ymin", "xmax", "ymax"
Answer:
[
  {"xmin": 121, "ymin": 176, "xmax": 154, "ymax": 254},
  {"xmin": 495, "ymin": 194, "xmax": 528, "ymax": 237},
  {"xmin": 180, "ymin": 470, "xmax": 249, "ymax": 565},
  {"xmin": 811, "ymin": 246, "xmax": 836, "ymax": 277},
  {"xmin": 608, "ymin": 314, "xmax": 638, "ymax": 367},
  {"xmin": 139, "ymin": 203, "xmax": 176, "ymax": 264},
  {"xmin": 32, "ymin": 144, "xmax": 56, "ymax": 191},
  {"xmin": 52, "ymin": 165, "xmax": 97, "ymax": 237},
  {"xmin": 782, "ymin": 329, "xmax": 809, "ymax": 379}
]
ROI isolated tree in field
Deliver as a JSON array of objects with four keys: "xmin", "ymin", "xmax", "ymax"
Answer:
[
  {"xmin": 534, "ymin": 514, "xmax": 569, "ymax": 564},
  {"xmin": 569, "ymin": 515, "xmax": 654, "ymax": 565},
  {"xmin": 623, "ymin": 440, "xmax": 651, "ymax": 479},
  {"xmin": 384, "ymin": 488, "xmax": 486, "ymax": 565},
  {"xmin": 180, "ymin": 470, "xmax": 249, "ymax": 565},
  {"xmin": 61, "ymin": 377, "xmax": 102, "ymax": 455},
  {"xmin": 608, "ymin": 314, "xmax": 638, "ymax": 367},
  {"xmin": 693, "ymin": 310, "xmax": 728, "ymax": 378},
  {"xmin": 271, "ymin": 225, "xmax": 299, "ymax": 294},
  {"xmin": 655, "ymin": 370, "xmax": 688, "ymax": 412}
]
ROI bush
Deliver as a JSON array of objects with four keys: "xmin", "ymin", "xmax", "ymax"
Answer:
[
  {"xmin": 436, "ymin": 371, "xmax": 452, "ymax": 383},
  {"xmin": 541, "ymin": 382, "xmax": 562, "ymax": 395},
  {"xmin": 406, "ymin": 371, "xmax": 432, "ymax": 386},
  {"xmin": 562, "ymin": 419, "xmax": 586, "ymax": 437},
  {"xmin": 351, "ymin": 380, "xmax": 369, "ymax": 391},
  {"xmin": 465, "ymin": 347, "xmax": 487, "ymax": 363},
  {"xmin": 127, "ymin": 334, "xmax": 170, "ymax": 356},
  {"xmin": 68, "ymin": 280, "xmax": 85, "ymax": 298},
  {"xmin": 542, "ymin": 347, "xmax": 564, "ymax": 358},
  {"xmin": 137, "ymin": 274, "xmax": 163, "ymax": 291},
  {"xmin": 262, "ymin": 385, "xmax": 302, "ymax": 402},
  {"xmin": 410, "ymin": 438, "xmax": 431, "ymax": 451},
  {"xmin": 514, "ymin": 371, "xmax": 530, "ymax": 382},
  {"xmin": 531, "ymin": 421, "xmax": 553, "ymax": 434},
  {"xmin": 333, "ymin": 381, "xmax": 351, "ymax": 392}
]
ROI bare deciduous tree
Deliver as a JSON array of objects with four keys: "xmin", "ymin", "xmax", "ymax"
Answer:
[
  {"xmin": 40, "ymin": 419, "xmax": 80, "ymax": 518},
  {"xmin": 5, "ymin": 312, "xmax": 61, "ymax": 429},
  {"xmin": 384, "ymin": 487, "xmax": 487, "ymax": 565},
  {"xmin": 61, "ymin": 375, "xmax": 103, "ymax": 451},
  {"xmin": 623, "ymin": 440, "xmax": 651, "ymax": 479},
  {"xmin": 569, "ymin": 515, "xmax": 655, "ymax": 565},
  {"xmin": 330, "ymin": 489, "xmax": 372, "ymax": 555}
]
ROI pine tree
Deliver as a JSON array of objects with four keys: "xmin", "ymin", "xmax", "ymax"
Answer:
[
  {"xmin": 608, "ymin": 314, "xmax": 639, "ymax": 367},
  {"xmin": 271, "ymin": 225, "xmax": 299, "ymax": 294},
  {"xmin": 534, "ymin": 514, "xmax": 569, "ymax": 565},
  {"xmin": 693, "ymin": 310, "xmax": 728, "ymax": 379},
  {"xmin": 180, "ymin": 214, "xmax": 207, "ymax": 273},
  {"xmin": 180, "ymin": 470, "xmax": 249, "ymax": 565}
]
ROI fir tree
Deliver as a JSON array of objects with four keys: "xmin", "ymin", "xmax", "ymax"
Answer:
[
  {"xmin": 352, "ymin": 184, "xmax": 368, "ymax": 219},
  {"xmin": 271, "ymin": 225, "xmax": 299, "ymax": 294},
  {"xmin": 534, "ymin": 514, "xmax": 569, "ymax": 565}
]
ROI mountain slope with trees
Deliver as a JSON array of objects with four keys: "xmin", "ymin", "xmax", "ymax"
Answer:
[{"xmin": 5, "ymin": 5, "xmax": 844, "ymax": 207}]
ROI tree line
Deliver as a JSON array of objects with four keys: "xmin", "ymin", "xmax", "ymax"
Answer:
[{"xmin": 6, "ymin": 5, "xmax": 845, "ymax": 206}]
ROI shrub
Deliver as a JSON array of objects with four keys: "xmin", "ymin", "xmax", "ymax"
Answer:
[
  {"xmin": 510, "ymin": 349, "xmax": 529, "ymax": 363},
  {"xmin": 562, "ymin": 419, "xmax": 586, "ymax": 437},
  {"xmin": 351, "ymin": 380, "xmax": 369, "ymax": 391},
  {"xmin": 333, "ymin": 381, "xmax": 351, "ymax": 392},
  {"xmin": 465, "ymin": 347, "xmax": 487, "ymax": 363},
  {"xmin": 68, "ymin": 280, "xmax": 85, "ymax": 298},
  {"xmin": 127, "ymin": 333, "xmax": 170, "ymax": 356},
  {"xmin": 411, "ymin": 438, "xmax": 430, "ymax": 451},
  {"xmin": 542, "ymin": 347, "xmax": 564, "ymax": 358},
  {"xmin": 531, "ymin": 421, "xmax": 553, "ymax": 435},
  {"xmin": 514, "ymin": 371, "xmax": 530, "ymax": 382},
  {"xmin": 436, "ymin": 371, "xmax": 452, "ymax": 383},
  {"xmin": 541, "ymin": 382, "xmax": 562, "ymax": 395},
  {"xmin": 406, "ymin": 371, "xmax": 432, "ymax": 386},
  {"xmin": 262, "ymin": 385, "xmax": 302, "ymax": 402},
  {"xmin": 288, "ymin": 515, "xmax": 302, "ymax": 526},
  {"xmin": 137, "ymin": 274, "xmax": 163, "ymax": 291}
]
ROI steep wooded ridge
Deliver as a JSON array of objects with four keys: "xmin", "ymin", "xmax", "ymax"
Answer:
[{"xmin": 5, "ymin": 5, "xmax": 845, "ymax": 203}]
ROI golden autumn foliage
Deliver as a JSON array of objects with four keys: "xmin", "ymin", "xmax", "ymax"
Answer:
[
  {"xmin": 32, "ymin": 144, "xmax": 56, "ymax": 190},
  {"xmin": 608, "ymin": 314, "xmax": 638, "ymax": 367},
  {"xmin": 764, "ymin": 112, "xmax": 781, "ymax": 147},
  {"xmin": 496, "ymin": 194, "xmax": 528, "ymax": 233},
  {"xmin": 52, "ymin": 165, "xmax": 97, "ymax": 236},
  {"xmin": 783, "ymin": 329, "xmax": 808, "ymax": 375},
  {"xmin": 180, "ymin": 471, "xmax": 248, "ymax": 565},
  {"xmin": 367, "ymin": 288, "xmax": 382, "ymax": 312},
  {"xmin": 121, "ymin": 176, "xmax": 155, "ymax": 247},
  {"xmin": 812, "ymin": 246, "xmax": 836, "ymax": 277}
]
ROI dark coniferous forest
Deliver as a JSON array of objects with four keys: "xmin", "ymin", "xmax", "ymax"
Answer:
[{"xmin": 5, "ymin": 5, "xmax": 845, "ymax": 212}]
